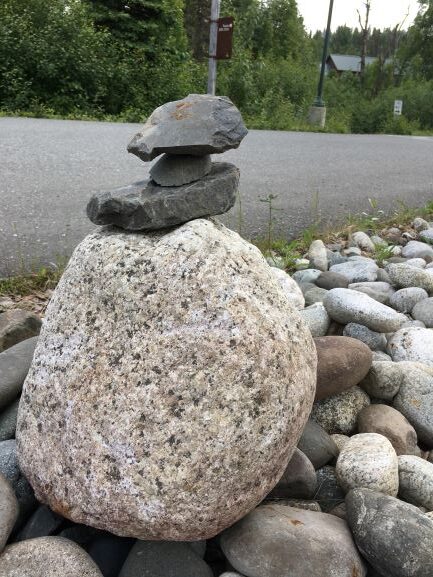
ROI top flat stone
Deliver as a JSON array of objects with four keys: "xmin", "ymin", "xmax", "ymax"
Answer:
[{"xmin": 127, "ymin": 94, "xmax": 248, "ymax": 161}]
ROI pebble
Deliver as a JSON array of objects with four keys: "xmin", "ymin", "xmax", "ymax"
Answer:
[
  {"xmin": 327, "ymin": 252, "xmax": 348, "ymax": 266},
  {"xmin": 16, "ymin": 504, "xmax": 64, "ymax": 542},
  {"xmin": 398, "ymin": 455, "xmax": 433, "ymax": 510},
  {"xmin": 371, "ymin": 351, "xmax": 392, "ymax": 362},
  {"xmin": 315, "ymin": 466, "xmax": 346, "ymax": 512},
  {"xmin": 0, "ymin": 337, "xmax": 38, "ymax": 411},
  {"xmin": 348, "ymin": 281, "xmax": 395, "ymax": 304},
  {"xmin": 412, "ymin": 217, "xmax": 430, "ymax": 232},
  {"xmin": 314, "ymin": 336, "xmax": 372, "ymax": 400},
  {"xmin": 393, "ymin": 363, "xmax": 433, "ymax": 447},
  {"xmin": 118, "ymin": 541, "xmax": 213, "ymax": 577},
  {"xmin": 269, "ymin": 448, "xmax": 317, "ymax": 499},
  {"xmin": 401, "ymin": 240, "xmax": 433, "ymax": 259},
  {"xmin": 0, "ymin": 310, "xmax": 41, "ymax": 353},
  {"xmin": 324, "ymin": 288, "xmax": 406, "ymax": 333},
  {"xmin": 376, "ymin": 268, "xmax": 392, "ymax": 283},
  {"xmin": 343, "ymin": 247, "xmax": 362, "ymax": 257},
  {"xmin": 387, "ymin": 327, "xmax": 433, "ymax": 365},
  {"xmin": 360, "ymin": 360, "xmax": 403, "ymax": 400},
  {"xmin": 346, "ymin": 488, "xmax": 433, "ymax": 577},
  {"xmin": 299, "ymin": 303, "xmax": 330, "ymax": 337},
  {"xmin": 0, "ymin": 536, "xmax": 104, "ymax": 576},
  {"xmin": 0, "ymin": 474, "xmax": 18, "ymax": 552},
  {"xmin": 343, "ymin": 323, "xmax": 387, "ymax": 351},
  {"xmin": 329, "ymin": 260, "xmax": 378, "ymax": 283},
  {"xmin": 405, "ymin": 257, "xmax": 427, "ymax": 268},
  {"xmin": 330, "ymin": 434, "xmax": 350, "ymax": 453},
  {"xmin": 336, "ymin": 433, "xmax": 399, "ymax": 496},
  {"xmin": 297, "ymin": 420, "xmax": 338, "ymax": 469},
  {"xmin": 270, "ymin": 268, "xmax": 305, "ymax": 310},
  {"xmin": 419, "ymin": 229, "xmax": 433, "ymax": 245},
  {"xmin": 311, "ymin": 386, "xmax": 370, "ymax": 435},
  {"xmin": 351, "ymin": 231, "xmax": 375, "ymax": 252},
  {"xmin": 87, "ymin": 535, "xmax": 136, "ymax": 577},
  {"xmin": 387, "ymin": 263, "xmax": 433, "ymax": 293},
  {"xmin": 292, "ymin": 269, "xmax": 322, "ymax": 284},
  {"xmin": 389, "ymin": 287, "xmax": 429, "ymax": 313},
  {"xmin": 412, "ymin": 297, "xmax": 433, "ymax": 327},
  {"xmin": 0, "ymin": 399, "xmax": 19, "ymax": 442},
  {"xmin": 220, "ymin": 504, "xmax": 366, "ymax": 577},
  {"xmin": 357, "ymin": 404, "xmax": 419, "ymax": 456},
  {"xmin": 0, "ymin": 440, "xmax": 19, "ymax": 486},
  {"xmin": 307, "ymin": 240, "xmax": 328, "ymax": 271},
  {"xmin": 315, "ymin": 271, "xmax": 349, "ymax": 290},
  {"xmin": 304, "ymin": 286, "xmax": 328, "ymax": 306}
]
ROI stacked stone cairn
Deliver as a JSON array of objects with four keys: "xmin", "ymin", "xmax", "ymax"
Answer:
[{"xmin": 2, "ymin": 98, "xmax": 433, "ymax": 576}]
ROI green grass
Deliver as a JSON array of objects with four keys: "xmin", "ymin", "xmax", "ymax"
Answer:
[{"xmin": 0, "ymin": 266, "xmax": 64, "ymax": 297}]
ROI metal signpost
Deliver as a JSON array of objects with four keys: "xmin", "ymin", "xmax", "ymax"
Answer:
[{"xmin": 207, "ymin": 0, "xmax": 221, "ymax": 95}]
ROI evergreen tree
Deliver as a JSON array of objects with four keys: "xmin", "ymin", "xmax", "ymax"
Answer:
[{"xmin": 184, "ymin": 0, "xmax": 211, "ymax": 60}]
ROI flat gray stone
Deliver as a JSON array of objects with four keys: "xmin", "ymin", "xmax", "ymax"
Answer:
[
  {"xmin": 0, "ymin": 311, "xmax": 41, "ymax": 353},
  {"xmin": 118, "ymin": 541, "xmax": 213, "ymax": 577},
  {"xmin": 389, "ymin": 287, "xmax": 429, "ymax": 313},
  {"xmin": 0, "ymin": 399, "xmax": 19, "ymax": 442},
  {"xmin": 348, "ymin": 281, "xmax": 395, "ymax": 304},
  {"xmin": 16, "ymin": 504, "xmax": 64, "ymax": 542},
  {"xmin": 0, "ymin": 337, "xmax": 38, "ymax": 412},
  {"xmin": 269, "ymin": 448, "xmax": 317, "ymax": 499},
  {"xmin": 412, "ymin": 297, "xmax": 433, "ymax": 327},
  {"xmin": 398, "ymin": 455, "xmax": 433, "ymax": 510},
  {"xmin": 343, "ymin": 323, "xmax": 387, "ymax": 351},
  {"xmin": 304, "ymin": 286, "xmax": 328, "ymax": 306},
  {"xmin": 128, "ymin": 94, "xmax": 247, "ymax": 161},
  {"xmin": 220, "ymin": 504, "xmax": 366, "ymax": 577},
  {"xmin": 307, "ymin": 240, "xmax": 328, "ymax": 271},
  {"xmin": 150, "ymin": 154, "xmax": 212, "ymax": 186},
  {"xmin": 324, "ymin": 288, "xmax": 406, "ymax": 333},
  {"xmin": 419, "ymin": 229, "xmax": 433, "ymax": 245},
  {"xmin": 0, "ymin": 536, "xmax": 103, "ymax": 576},
  {"xmin": 292, "ymin": 269, "xmax": 322, "ymax": 284},
  {"xmin": 336, "ymin": 433, "xmax": 399, "ymax": 496},
  {"xmin": 297, "ymin": 420, "xmax": 338, "ymax": 469},
  {"xmin": 329, "ymin": 260, "xmax": 378, "ymax": 283},
  {"xmin": 401, "ymin": 240, "xmax": 433, "ymax": 259},
  {"xmin": 0, "ymin": 473, "xmax": 18, "ymax": 552},
  {"xmin": 87, "ymin": 162, "xmax": 239, "ymax": 231},
  {"xmin": 315, "ymin": 271, "xmax": 349, "ymax": 290},
  {"xmin": 346, "ymin": 488, "xmax": 433, "ymax": 577}
]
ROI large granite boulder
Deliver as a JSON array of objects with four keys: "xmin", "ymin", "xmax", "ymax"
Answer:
[
  {"xmin": 127, "ymin": 94, "xmax": 248, "ymax": 161},
  {"xmin": 87, "ymin": 163, "xmax": 239, "ymax": 231},
  {"xmin": 17, "ymin": 219, "xmax": 316, "ymax": 541}
]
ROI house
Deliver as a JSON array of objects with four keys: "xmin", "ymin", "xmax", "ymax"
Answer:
[{"xmin": 326, "ymin": 54, "xmax": 382, "ymax": 76}]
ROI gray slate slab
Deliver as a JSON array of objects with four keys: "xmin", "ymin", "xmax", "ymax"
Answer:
[
  {"xmin": 127, "ymin": 94, "xmax": 248, "ymax": 161},
  {"xmin": 87, "ymin": 162, "xmax": 239, "ymax": 231},
  {"xmin": 150, "ymin": 154, "xmax": 212, "ymax": 186}
]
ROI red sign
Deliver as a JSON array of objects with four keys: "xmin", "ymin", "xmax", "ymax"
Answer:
[{"xmin": 216, "ymin": 17, "xmax": 234, "ymax": 60}]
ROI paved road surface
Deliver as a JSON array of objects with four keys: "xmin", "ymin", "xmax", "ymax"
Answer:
[{"xmin": 1, "ymin": 117, "xmax": 432, "ymax": 275}]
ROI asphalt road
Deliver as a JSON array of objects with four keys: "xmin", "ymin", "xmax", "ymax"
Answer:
[{"xmin": 1, "ymin": 117, "xmax": 432, "ymax": 276}]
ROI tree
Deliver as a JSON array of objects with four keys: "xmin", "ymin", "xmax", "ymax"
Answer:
[
  {"xmin": 184, "ymin": 0, "xmax": 211, "ymax": 60},
  {"xmin": 400, "ymin": 1, "xmax": 433, "ymax": 80},
  {"xmin": 358, "ymin": 0, "xmax": 372, "ymax": 79}
]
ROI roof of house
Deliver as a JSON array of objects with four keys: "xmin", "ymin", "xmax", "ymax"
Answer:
[{"xmin": 327, "ymin": 54, "xmax": 378, "ymax": 73}]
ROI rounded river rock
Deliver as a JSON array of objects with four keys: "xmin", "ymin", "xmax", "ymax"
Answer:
[{"xmin": 16, "ymin": 219, "xmax": 316, "ymax": 540}]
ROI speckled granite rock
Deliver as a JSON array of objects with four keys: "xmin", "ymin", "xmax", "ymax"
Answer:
[
  {"xmin": 16, "ymin": 219, "xmax": 316, "ymax": 540},
  {"xmin": 387, "ymin": 263, "xmax": 433, "ymax": 293},
  {"xmin": 127, "ymin": 94, "xmax": 248, "ymax": 161},
  {"xmin": 87, "ymin": 163, "xmax": 239, "ymax": 231},
  {"xmin": 220, "ymin": 504, "xmax": 366, "ymax": 577},
  {"xmin": 270, "ymin": 268, "xmax": 305, "ymax": 310},
  {"xmin": 0, "ymin": 536, "xmax": 103, "ymax": 576},
  {"xmin": 387, "ymin": 327, "xmax": 433, "ymax": 365},
  {"xmin": 398, "ymin": 455, "xmax": 433, "ymax": 510},
  {"xmin": 311, "ymin": 386, "xmax": 370, "ymax": 435},
  {"xmin": 0, "ymin": 310, "xmax": 41, "ymax": 353},
  {"xmin": 336, "ymin": 433, "xmax": 399, "ymax": 496}
]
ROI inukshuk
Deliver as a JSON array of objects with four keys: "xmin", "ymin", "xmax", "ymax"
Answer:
[{"xmin": 17, "ymin": 94, "xmax": 316, "ymax": 541}]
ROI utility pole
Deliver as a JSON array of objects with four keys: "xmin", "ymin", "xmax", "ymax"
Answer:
[
  {"xmin": 207, "ymin": 0, "xmax": 221, "ymax": 95},
  {"xmin": 308, "ymin": 0, "xmax": 334, "ymax": 128}
]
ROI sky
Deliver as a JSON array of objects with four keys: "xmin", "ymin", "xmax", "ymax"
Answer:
[{"xmin": 297, "ymin": 0, "xmax": 421, "ymax": 32}]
